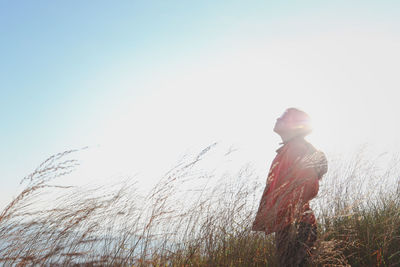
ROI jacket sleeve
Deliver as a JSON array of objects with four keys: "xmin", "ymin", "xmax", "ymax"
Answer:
[
  {"xmin": 297, "ymin": 150, "xmax": 328, "ymax": 202},
  {"xmin": 283, "ymin": 144, "xmax": 326, "ymax": 204},
  {"xmin": 291, "ymin": 162, "xmax": 319, "ymax": 203}
]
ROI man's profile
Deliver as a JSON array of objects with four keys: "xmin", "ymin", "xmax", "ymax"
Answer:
[{"xmin": 252, "ymin": 108, "xmax": 328, "ymax": 266}]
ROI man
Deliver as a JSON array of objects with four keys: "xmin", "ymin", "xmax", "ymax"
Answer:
[{"xmin": 252, "ymin": 108, "xmax": 328, "ymax": 267}]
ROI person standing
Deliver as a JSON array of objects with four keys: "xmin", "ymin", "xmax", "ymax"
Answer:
[{"xmin": 252, "ymin": 108, "xmax": 328, "ymax": 267}]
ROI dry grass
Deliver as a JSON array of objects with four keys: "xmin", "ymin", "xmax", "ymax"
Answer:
[{"xmin": 0, "ymin": 145, "xmax": 399, "ymax": 266}]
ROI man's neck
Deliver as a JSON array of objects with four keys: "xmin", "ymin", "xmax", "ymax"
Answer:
[{"xmin": 280, "ymin": 133, "xmax": 304, "ymax": 144}]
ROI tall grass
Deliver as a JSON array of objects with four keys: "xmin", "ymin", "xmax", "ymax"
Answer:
[{"xmin": 0, "ymin": 145, "xmax": 399, "ymax": 266}]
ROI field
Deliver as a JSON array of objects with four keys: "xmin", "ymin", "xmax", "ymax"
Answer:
[{"xmin": 1, "ymin": 145, "xmax": 399, "ymax": 266}]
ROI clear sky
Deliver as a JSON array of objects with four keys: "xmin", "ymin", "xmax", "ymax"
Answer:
[{"xmin": 1, "ymin": 0, "xmax": 400, "ymax": 208}]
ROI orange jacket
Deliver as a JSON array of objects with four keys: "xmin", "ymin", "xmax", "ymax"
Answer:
[{"xmin": 252, "ymin": 137, "xmax": 327, "ymax": 234}]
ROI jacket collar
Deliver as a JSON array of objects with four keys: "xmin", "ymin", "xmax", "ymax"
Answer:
[{"xmin": 276, "ymin": 136, "xmax": 305, "ymax": 153}]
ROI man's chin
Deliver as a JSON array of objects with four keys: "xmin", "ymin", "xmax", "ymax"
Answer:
[{"xmin": 273, "ymin": 126, "xmax": 283, "ymax": 134}]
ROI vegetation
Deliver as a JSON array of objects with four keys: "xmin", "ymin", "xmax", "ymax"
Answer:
[{"xmin": 0, "ymin": 145, "xmax": 399, "ymax": 266}]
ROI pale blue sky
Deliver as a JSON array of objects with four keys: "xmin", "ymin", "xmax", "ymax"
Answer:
[{"xmin": 1, "ymin": 1, "xmax": 400, "ymax": 208}]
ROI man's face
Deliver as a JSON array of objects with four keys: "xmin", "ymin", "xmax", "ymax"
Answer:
[{"xmin": 273, "ymin": 110, "xmax": 292, "ymax": 134}]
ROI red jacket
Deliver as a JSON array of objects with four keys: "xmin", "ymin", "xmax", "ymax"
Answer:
[{"xmin": 252, "ymin": 137, "xmax": 327, "ymax": 234}]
